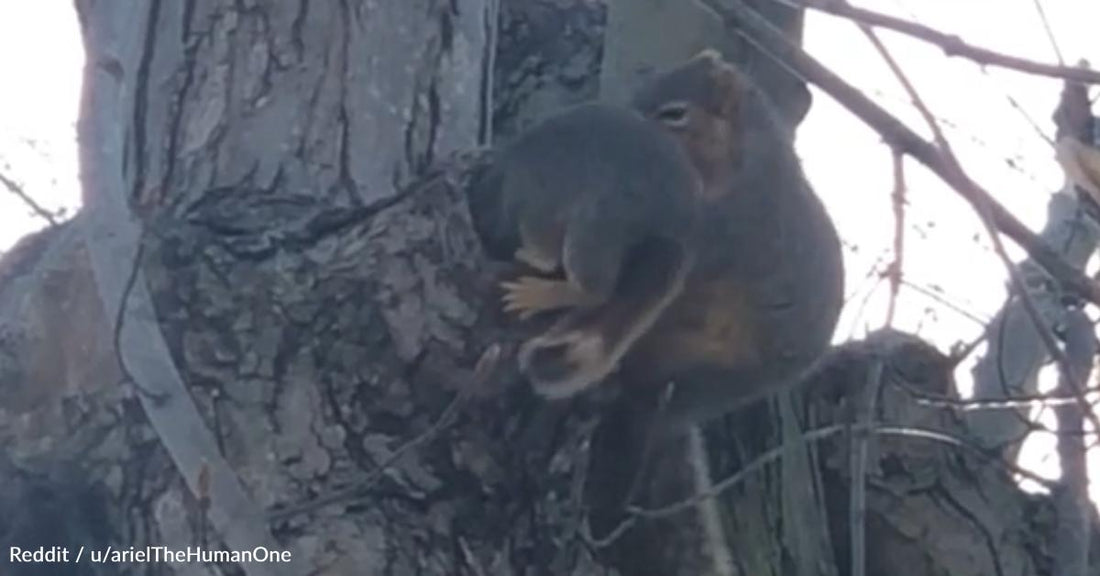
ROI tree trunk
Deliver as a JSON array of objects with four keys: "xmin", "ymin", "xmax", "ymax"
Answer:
[{"xmin": 0, "ymin": 1, "xmax": 1095, "ymax": 575}]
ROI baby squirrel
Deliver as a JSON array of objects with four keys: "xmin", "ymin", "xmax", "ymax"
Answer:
[
  {"xmin": 470, "ymin": 50, "xmax": 844, "ymax": 430},
  {"xmin": 468, "ymin": 103, "xmax": 704, "ymax": 399}
]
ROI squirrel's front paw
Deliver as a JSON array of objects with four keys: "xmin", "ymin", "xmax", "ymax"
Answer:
[
  {"xmin": 501, "ymin": 276, "xmax": 595, "ymax": 319},
  {"xmin": 518, "ymin": 329, "xmax": 614, "ymax": 399}
]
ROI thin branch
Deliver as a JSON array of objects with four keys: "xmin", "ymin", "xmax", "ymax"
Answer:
[
  {"xmin": 762, "ymin": 0, "xmax": 1100, "ymax": 84},
  {"xmin": 946, "ymin": 331, "xmax": 987, "ymax": 367},
  {"xmin": 626, "ymin": 422, "xmax": 1057, "ymax": 521},
  {"xmin": 689, "ymin": 426, "xmax": 736, "ymax": 576},
  {"xmin": 884, "ymin": 150, "xmax": 905, "ymax": 327},
  {"xmin": 1052, "ymin": 307, "xmax": 1094, "ymax": 576},
  {"xmin": 990, "ymin": 78, "xmax": 1055, "ymax": 148},
  {"xmin": 861, "ymin": 83, "xmax": 1050, "ymax": 178},
  {"xmin": 1029, "ymin": 0, "xmax": 1065, "ymax": 66},
  {"xmin": 870, "ymin": 425, "xmax": 1056, "ymax": 487},
  {"xmin": 0, "ymin": 170, "xmax": 59, "ymax": 226},
  {"xmin": 629, "ymin": 424, "xmax": 849, "ymax": 519},
  {"xmin": 849, "ymin": 361, "xmax": 882, "ymax": 576},
  {"xmin": 848, "ymin": 271, "xmax": 886, "ymax": 337},
  {"xmin": 893, "ymin": 377, "xmax": 1100, "ymax": 413},
  {"xmin": 477, "ymin": 0, "xmax": 500, "ymax": 146},
  {"xmin": 583, "ymin": 509, "xmax": 638, "ymax": 550},
  {"xmin": 900, "ymin": 279, "xmax": 989, "ymax": 327},
  {"xmin": 857, "ymin": 23, "xmax": 953, "ymax": 153}
]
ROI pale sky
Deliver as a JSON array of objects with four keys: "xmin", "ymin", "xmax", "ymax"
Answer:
[{"xmin": 1, "ymin": 0, "xmax": 1097, "ymax": 494}]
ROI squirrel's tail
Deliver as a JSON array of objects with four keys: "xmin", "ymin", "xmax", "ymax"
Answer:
[{"xmin": 519, "ymin": 238, "xmax": 691, "ymax": 399}]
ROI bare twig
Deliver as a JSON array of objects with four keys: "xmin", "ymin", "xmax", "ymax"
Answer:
[
  {"xmin": 885, "ymin": 150, "xmax": 905, "ymax": 326},
  {"xmin": 847, "ymin": 265, "xmax": 887, "ymax": 336},
  {"xmin": 762, "ymin": 0, "xmax": 1100, "ymax": 84},
  {"xmin": 1052, "ymin": 307, "xmax": 1094, "ymax": 576},
  {"xmin": 894, "ymin": 373, "xmax": 1093, "ymax": 440},
  {"xmin": 688, "ymin": 426, "xmax": 735, "ymax": 576},
  {"xmin": 582, "ymin": 510, "xmax": 638, "ymax": 550},
  {"xmin": 0, "ymin": 171, "xmax": 59, "ymax": 226},
  {"xmin": 626, "ymin": 422, "xmax": 1057, "ymax": 521},
  {"xmin": 849, "ymin": 361, "xmax": 883, "ymax": 576},
  {"xmin": 477, "ymin": 0, "xmax": 500, "ymax": 146},
  {"xmin": 992, "ymin": 80, "xmax": 1055, "ymax": 148},
  {"xmin": 900, "ymin": 279, "xmax": 988, "ymax": 327},
  {"xmin": 871, "ymin": 425, "xmax": 1056, "ymax": 487},
  {"xmin": 896, "ymin": 379, "xmax": 1099, "ymax": 413},
  {"xmin": 628, "ymin": 424, "xmax": 849, "ymax": 519},
  {"xmin": 1029, "ymin": 0, "xmax": 1065, "ymax": 66},
  {"xmin": 857, "ymin": 23, "xmax": 953, "ymax": 153}
]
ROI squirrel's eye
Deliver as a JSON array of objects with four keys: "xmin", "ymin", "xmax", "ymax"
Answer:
[{"xmin": 655, "ymin": 102, "xmax": 690, "ymax": 127}]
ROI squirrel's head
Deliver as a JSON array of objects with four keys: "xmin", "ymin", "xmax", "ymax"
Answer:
[{"xmin": 632, "ymin": 49, "xmax": 748, "ymax": 200}]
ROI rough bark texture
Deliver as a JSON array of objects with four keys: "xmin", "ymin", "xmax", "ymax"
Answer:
[
  {"xmin": 0, "ymin": 0, "xmax": 1096, "ymax": 575},
  {"xmin": 492, "ymin": 0, "xmax": 606, "ymax": 139}
]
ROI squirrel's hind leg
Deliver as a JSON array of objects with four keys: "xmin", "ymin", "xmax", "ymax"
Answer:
[{"xmin": 520, "ymin": 239, "xmax": 690, "ymax": 399}]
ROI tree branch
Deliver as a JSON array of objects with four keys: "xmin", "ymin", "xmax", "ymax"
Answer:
[
  {"xmin": 849, "ymin": 360, "xmax": 882, "ymax": 576},
  {"xmin": 626, "ymin": 422, "xmax": 1057, "ymax": 521},
  {"xmin": 884, "ymin": 143, "xmax": 905, "ymax": 327},
  {"xmin": 1028, "ymin": 0, "xmax": 1066, "ymax": 66},
  {"xmin": 0, "ymin": 171, "xmax": 59, "ymax": 226},
  {"xmin": 765, "ymin": 0, "xmax": 1100, "ymax": 84},
  {"xmin": 1052, "ymin": 308, "xmax": 1094, "ymax": 576}
]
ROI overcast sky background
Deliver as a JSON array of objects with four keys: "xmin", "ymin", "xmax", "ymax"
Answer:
[{"xmin": 0, "ymin": 1, "xmax": 1098, "ymax": 496}]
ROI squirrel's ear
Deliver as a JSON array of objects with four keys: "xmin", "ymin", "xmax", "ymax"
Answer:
[
  {"xmin": 689, "ymin": 49, "xmax": 742, "ymax": 117},
  {"xmin": 711, "ymin": 64, "xmax": 744, "ymax": 118}
]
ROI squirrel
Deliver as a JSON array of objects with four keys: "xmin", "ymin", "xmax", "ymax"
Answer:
[
  {"xmin": 582, "ymin": 50, "xmax": 846, "ymax": 551},
  {"xmin": 620, "ymin": 49, "xmax": 845, "ymax": 431},
  {"xmin": 467, "ymin": 102, "xmax": 705, "ymax": 399},
  {"xmin": 470, "ymin": 50, "xmax": 844, "ymax": 554},
  {"xmin": 469, "ymin": 49, "xmax": 844, "ymax": 432}
]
